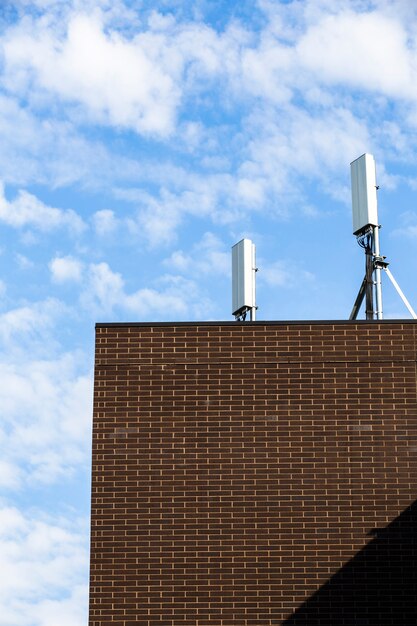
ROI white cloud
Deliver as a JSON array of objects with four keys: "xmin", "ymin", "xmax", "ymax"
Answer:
[
  {"xmin": 297, "ymin": 11, "xmax": 415, "ymax": 98},
  {"xmin": 30, "ymin": 585, "xmax": 88, "ymax": 626},
  {"xmin": 92, "ymin": 208, "xmax": 118, "ymax": 236},
  {"xmin": 81, "ymin": 261, "xmax": 124, "ymax": 313},
  {"xmin": 0, "ymin": 460, "xmax": 23, "ymax": 491},
  {"xmin": 0, "ymin": 183, "xmax": 85, "ymax": 234},
  {"xmin": 132, "ymin": 195, "xmax": 184, "ymax": 247},
  {"xmin": 83, "ymin": 261, "xmax": 185, "ymax": 315},
  {"xmin": 49, "ymin": 255, "xmax": 83, "ymax": 283},
  {"xmin": 240, "ymin": 36, "xmax": 295, "ymax": 104},
  {"xmin": 391, "ymin": 211, "xmax": 417, "ymax": 239},
  {"xmin": 0, "ymin": 299, "xmax": 65, "ymax": 354},
  {"xmin": 3, "ymin": 13, "xmax": 181, "ymax": 136},
  {"xmin": 165, "ymin": 232, "xmax": 230, "ymax": 276},
  {"xmin": 15, "ymin": 253, "xmax": 34, "ymax": 269},
  {"xmin": 240, "ymin": 105, "xmax": 371, "ymax": 207},
  {"xmin": 1, "ymin": 2, "xmax": 415, "ymax": 231},
  {"xmin": 45, "ymin": 256, "xmax": 211, "ymax": 319},
  {"xmin": 0, "ymin": 352, "xmax": 92, "ymax": 487},
  {"xmin": 124, "ymin": 278, "xmax": 190, "ymax": 317},
  {"xmin": 0, "ymin": 506, "xmax": 88, "ymax": 626},
  {"xmin": 124, "ymin": 173, "xmax": 246, "ymax": 247},
  {"xmin": 0, "ymin": 297, "xmax": 92, "ymax": 490},
  {"xmin": 6, "ymin": 4, "xmax": 417, "ymax": 625},
  {"xmin": 78, "ymin": 260, "xmax": 212, "ymax": 318},
  {"xmin": 0, "ymin": 6, "xmax": 250, "ymax": 140},
  {"xmin": 260, "ymin": 259, "xmax": 315, "ymax": 288},
  {"xmin": 0, "ymin": 94, "xmax": 151, "ymax": 189},
  {"xmin": 396, "ymin": 225, "xmax": 417, "ymax": 238},
  {"xmin": 124, "ymin": 189, "xmax": 196, "ymax": 247}
]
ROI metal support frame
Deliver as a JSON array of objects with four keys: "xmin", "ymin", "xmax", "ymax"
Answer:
[
  {"xmin": 350, "ymin": 224, "xmax": 416, "ymax": 320},
  {"xmin": 349, "ymin": 153, "xmax": 415, "ymax": 321},
  {"xmin": 350, "ymin": 225, "xmax": 379, "ymax": 321},
  {"xmin": 385, "ymin": 268, "xmax": 417, "ymax": 319},
  {"xmin": 350, "ymin": 277, "xmax": 367, "ymax": 321},
  {"xmin": 234, "ymin": 305, "xmax": 257, "ymax": 322}
]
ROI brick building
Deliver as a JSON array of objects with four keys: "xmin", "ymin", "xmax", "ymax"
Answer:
[{"xmin": 89, "ymin": 320, "xmax": 417, "ymax": 625}]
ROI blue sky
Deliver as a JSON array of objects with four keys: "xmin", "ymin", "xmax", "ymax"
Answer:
[{"xmin": 1, "ymin": 0, "xmax": 417, "ymax": 623}]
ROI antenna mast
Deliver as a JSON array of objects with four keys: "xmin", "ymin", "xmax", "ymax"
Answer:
[
  {"xmin": 232, "ymin": 239, "xmax": 258, "ymax": 321},
  {"xmin": 349, "ymin": 153, "xmax": 417, "ymax": 320}
]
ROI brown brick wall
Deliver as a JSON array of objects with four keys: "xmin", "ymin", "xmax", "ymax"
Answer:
[{"xmin": 89, "ymin": 321, "xmax": 417, "ymax": 625}]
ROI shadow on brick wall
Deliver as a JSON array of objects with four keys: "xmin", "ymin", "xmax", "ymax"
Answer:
[{"xmin": 283, "ymin": 500, "xmax": 417, "ymax": 626}]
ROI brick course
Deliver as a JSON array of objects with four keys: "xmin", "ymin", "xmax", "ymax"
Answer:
[{"xmin": 89, "ymin": 321, "xmax": 417, "ymax": 625}]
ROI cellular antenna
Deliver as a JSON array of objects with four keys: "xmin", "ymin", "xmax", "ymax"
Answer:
[
  {"xmin": 232, "ymin": 238, "xmax": 257, "ymax": 321},
  {"xmin": 349, "ymin": 153, "xmax": 417, "ymax": 320}
]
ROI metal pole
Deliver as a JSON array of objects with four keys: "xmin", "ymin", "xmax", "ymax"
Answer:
[
  {"xmin": 385, "ymin": 268, "xmax": 417, "ymax": 319},
  {"xmin": 365, "ymin": 246, "xmax": 374, "ymax": 320},
  {"xmin": 373, "ymin": 225, "xmax": 383, "ymax": 319}
]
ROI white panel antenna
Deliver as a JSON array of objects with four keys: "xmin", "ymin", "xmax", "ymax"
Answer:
[
  {"xmin": 349, "ymin": 153, "xmax": 417, "ymax": 321},
  {"xmin": 351, "ymin": 153, "xmax": 379, "ymax": 235},
  {"xmin": 232, "ymin": 239, "xmax": 257, "ymax": 321}
]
